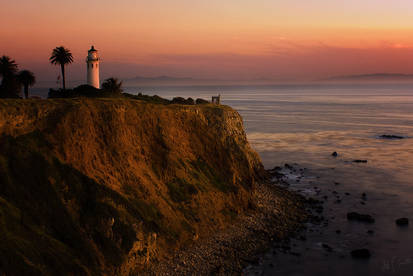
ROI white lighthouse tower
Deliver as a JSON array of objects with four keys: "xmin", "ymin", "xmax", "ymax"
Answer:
[{"xmin": 86, "ymin": 46, "xmax": 100, "ymax": 88}]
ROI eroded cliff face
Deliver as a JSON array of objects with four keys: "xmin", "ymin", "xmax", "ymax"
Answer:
[{"xmin": 0, "ymin": 98, "xmax": 265, "ymax": 275}]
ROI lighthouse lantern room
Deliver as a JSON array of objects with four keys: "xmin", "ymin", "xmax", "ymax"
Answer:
[{"xmin": 86, "ymin": 46, "xmax": 100, "ymax": 88}]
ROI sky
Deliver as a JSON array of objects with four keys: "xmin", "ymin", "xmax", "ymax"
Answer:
[{"xmin": 1, "ymin": 0, "xmax": 413, "ymax": 84}]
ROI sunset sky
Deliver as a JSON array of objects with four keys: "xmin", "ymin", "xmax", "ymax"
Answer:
[{"xmin": 1, "ymin": 0, "xmax": 413, "ymax": 83}]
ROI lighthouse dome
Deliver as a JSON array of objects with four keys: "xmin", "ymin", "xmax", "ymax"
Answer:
[{"xmin": 87, "ymin": 46, "xmax": 99, "ymax": 61}]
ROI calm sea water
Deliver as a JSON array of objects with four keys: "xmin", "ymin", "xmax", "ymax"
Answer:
[{"xmin": 34, "ymin": 83, "xmax": 413, "ymax": 275}]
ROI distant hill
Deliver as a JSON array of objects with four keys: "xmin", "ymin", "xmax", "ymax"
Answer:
[
  {"xmin": 325, "ymin": 73, "xmax": 413, "ymax": 81},
  {"xmin": 128, "ymin": 75, "xmax": 195, "ymax": 82},
  {"xmin": 123, "ymin": 75, "xmax": 218, "ymax": 86}
]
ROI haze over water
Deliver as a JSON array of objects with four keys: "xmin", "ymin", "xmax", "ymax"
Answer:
[{"xmin": 125, "ymin": 83, "xmax": 413, "ymax": 275}]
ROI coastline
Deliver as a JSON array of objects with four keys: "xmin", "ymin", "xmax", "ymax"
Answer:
[{"xmin": 150, "ymin": 176, "xmax": 309, "ymax": 275}]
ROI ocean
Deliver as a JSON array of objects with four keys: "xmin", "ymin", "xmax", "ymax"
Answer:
[{"xmin": 34, "ymin": 83, "xmax": 413, "ymax": 275}]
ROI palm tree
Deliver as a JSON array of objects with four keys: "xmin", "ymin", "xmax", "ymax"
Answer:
[
  {"xmin": 49, "ymin": 46, "xmax": 73, "ymax": 91},
  {"xmin": 102, "ymin": 77, "xmax": 123, "ymax": 93},
  {"xmin": 17, "ymin": 70, "xmax": 36, "ymax": 99},
  {"xmin": 0, "ymin": 56, "xmax": 18, "ymax": 78},
  {"xmin": 0, "ymin": 56, "xmax": 20, "ymax": 98}
]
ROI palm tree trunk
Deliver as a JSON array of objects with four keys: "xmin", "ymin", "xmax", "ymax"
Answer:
[
  {"xmin": 24, "ymin": 85, "xmax": 29, "ymax": 99},
  {"xmin": 61, "ymin": 64, "xmax": 66, "ymax": 91}
]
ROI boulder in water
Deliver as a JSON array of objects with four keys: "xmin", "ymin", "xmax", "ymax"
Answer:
[
  {"xmin": 380, "ymin": 135, "xmax": 404, "ymax": 139},
  {"xmin": 396, "ymin": 218, "xmax": 409, "ymax": 226},
  {"xmin": 351, "ymin": 249, "xmax": 371, "ymax": 259},
  {"xmin": 347, "ymin": 212, "xmax": 375, "ymax": 223}
]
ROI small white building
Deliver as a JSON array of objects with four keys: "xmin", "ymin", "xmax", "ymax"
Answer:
[{"xmin": 86, "ymin": 46, "xmax": 100, "ymax": 88}]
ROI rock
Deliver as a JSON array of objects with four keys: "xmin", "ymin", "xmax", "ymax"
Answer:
[
  {"xmin": 336, "ymin": 230, "xmax": 341, "ymax": 234},
  {"xmin": 332, "ymin": 152, "xmax": 338, "ymax": 157},
  {"xmin": 362, "ymin": 193, "xmax": 367, "ymax": 199},
  {"xmin": 284, "ymin": 163, "xmax": 293, "ymax": 170},
  {"xmin": 322, "ymin": 243, "xmax": 333, "ymax": 252},
  {"xmin": 380, "ymin": 135, "xmax": 404, "ymax": 139},
  {"xmin": 353, "ymin": 160, "xmax": 368, "ymax": 163},
  {"xmin": 367, "ymin": 230, "xmax": 374, "ymax": 235},
  {"xmin": 306, "ymin": 197, "xmax": 322, "ymax": 205},
  {"xmin": 396, "ymin": 218, "xmax": 409, "ymax": 226},
  {"xmin": 281, "ymin": 245, "xmax": 291, "ymax": 251},
  {"xmin": 351, "ymin": 249, "xmax": 371, "ymax": 259},
  {"xmin": 315, "ymin": 206, "xmax": 323, "ymax": 213},
  {"xmin": 347, "ymin": 212, "xmax": 375, "ymax": 223}
]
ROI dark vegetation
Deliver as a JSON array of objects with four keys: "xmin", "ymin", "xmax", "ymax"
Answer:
[
  {"xmin": 49, "ymin": 46, "xmax": 73, "ymax": 91},
  {"xmin": 17, "ymin": 70, "xmax": 36, "ymax": 99},
  {"xmin": 49, "ymin": 88, "xmax": 210, "ymax": 105},
  {"xmin": 190, "ymin": 158, "xmax": 238, "ymax": 193},
  {"xmin": 166, "ymin": 178, "xmax": 198, "ymax": 203},
  {"xmin": 123, "ymin": 93, "xmax": 209, "ymax": 105},
  {"xmin": 0, "ymin": 56, "xmax": 36, "ymax": 98},
  {"xmin": 171, "ymin": 97, "xmax": 195, "ymax": 105},
  {"xmin": 101, "ymin": 77, "xmax": 123, "ymax": 94}
]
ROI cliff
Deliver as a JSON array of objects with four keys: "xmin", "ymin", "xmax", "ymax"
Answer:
[{"xmin": 0, "ymin": 98, "xmax": 265, "ymax": 275}]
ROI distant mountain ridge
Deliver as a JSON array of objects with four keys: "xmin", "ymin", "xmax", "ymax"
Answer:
[
  {"xmin": 325, "ymin": 73, "xmax": 413, "ymax": 81},
  {"xmin": 128, "ymin": 75, "xmax": 195, "ymax": 81}
]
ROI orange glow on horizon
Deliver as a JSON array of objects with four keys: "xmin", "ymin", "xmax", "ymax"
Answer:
[{"xmin": 1, "ymin": 0, "xmax": 413, "ymax": 81}]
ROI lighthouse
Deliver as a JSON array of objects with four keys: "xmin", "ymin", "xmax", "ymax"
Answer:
[{"xmin": 86, "ymin": 46, "xmax": 100, "ymax": 88}]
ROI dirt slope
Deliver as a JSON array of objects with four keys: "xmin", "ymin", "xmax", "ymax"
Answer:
[{"xmin": 0, "ymin": 98, "xmax": 265, "ymax": 275}]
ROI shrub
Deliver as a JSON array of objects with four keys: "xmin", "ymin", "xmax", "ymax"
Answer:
[
  {"xmin": 171, "ymin": 97, "xmax": 195, "ymax": 105},
  {"xmin": 122, "ymin": 93, "xmax": 170, "ymax": 104},
  {"xmin": 196, "ymin": 98, "xmax": 209, "ymax": 104},
  {"xmin": 48, "ymin": 85, "xmax": 102, "ymax": 98},
  {"xmin": 166, "ymin": 178, "xmax": 198, "ymax": 202},
  {"xmin": 186, "ymin": 97, "xmax": 195, "ymax": 105},
  {"xmin": 171, "ymin": 97, "xmax": 186, "ymax": 104},
  {"xmin": 101, "ymin": 78, "xmax": 123, "ymax": 94}
]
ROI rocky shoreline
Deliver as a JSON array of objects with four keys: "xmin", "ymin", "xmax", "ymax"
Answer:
[{"xmin": 149, "ymin": 177, "xmax": 310, "ymax": 275}]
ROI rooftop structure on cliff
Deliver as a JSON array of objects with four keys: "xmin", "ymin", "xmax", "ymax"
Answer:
[{"xmin": 212, "ymin": 95, "xmax": 221, "ymax": 104}]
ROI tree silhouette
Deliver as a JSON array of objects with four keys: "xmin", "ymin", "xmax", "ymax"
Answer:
[
  {"xmin": 102, "ymin": 77, "xmax": 123, "ymax": 93},
  {"xmin": 0, "ymin": 56, "xmax": 20, "ymax": 98},
  {"xmin": 17, "ymin": 70, "xmax": 36, "ymax": 99},
  {"xmin": 49, "ymin": 46, "xmax": 73, "ymax": 91}
]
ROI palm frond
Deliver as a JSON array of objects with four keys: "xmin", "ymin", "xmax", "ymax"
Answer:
[{"xmin": 49, "ymin": 46, "xmax": 74, "ymax": 66}]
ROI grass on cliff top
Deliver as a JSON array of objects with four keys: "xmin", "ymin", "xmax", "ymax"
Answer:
[{"xmin": 0, "ymin": 93, "xmax": 234, "ymax": 113}]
